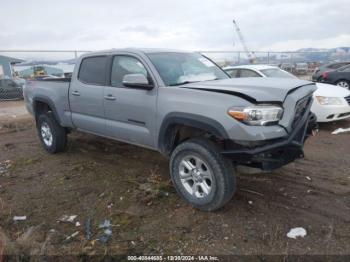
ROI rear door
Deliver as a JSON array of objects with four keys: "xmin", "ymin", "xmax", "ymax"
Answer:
[
  {"xmin": 103, "ymin": 53, "xmax": 158, "ymax": 148},
  {"xmin": 69, "ymin": 55, "xmax": 108, "ymax": 135}
]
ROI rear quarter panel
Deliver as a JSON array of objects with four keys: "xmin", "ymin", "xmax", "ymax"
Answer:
[{"xmin": 24, "ymin": 80, "xmax": 74, "ymax": 127}]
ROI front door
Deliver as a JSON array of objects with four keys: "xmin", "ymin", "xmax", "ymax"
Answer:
[
  {"xmin": 69, "ymin": 55, "xmax": 108, "ymax": 135},
  {"xmin": 103, "ymin": 54, "xmax": 157, "ymax": 148}
]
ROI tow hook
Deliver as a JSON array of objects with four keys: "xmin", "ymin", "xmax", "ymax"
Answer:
[
  {"xmin": 307, "ymin": 113, "xmax": 318, "ymax": 137},
  {"xmin": 311, "ymin": 128, "xmax": 319, "ymax": 136}
]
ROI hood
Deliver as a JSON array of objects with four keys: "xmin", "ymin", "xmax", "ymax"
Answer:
[
  {"xmin": 182, "ymin": 78, "xmax": 315, "ymax": 102},
  {"xmin": 314, "ymin": 83, "xmax": 350, "ymax": 97}
]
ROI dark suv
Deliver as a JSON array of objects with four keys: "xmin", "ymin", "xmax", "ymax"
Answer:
[
  {"xmin": 312, "ymin": 62, "xmax": 350, "ymax": 82},
  {"xmin": 0, "ymin": 79, "xmax": 23, "ymax": 100},
  {"xmin": 320, "ymin": 64, "xmax": 350, "ymax": 90}
]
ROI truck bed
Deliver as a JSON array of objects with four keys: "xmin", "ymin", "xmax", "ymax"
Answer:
[{"xmin": 24, "ymin": 78, "xmax": 74, "ymax": 128}]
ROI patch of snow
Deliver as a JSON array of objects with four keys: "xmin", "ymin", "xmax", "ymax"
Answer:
[
  {"xmin": 287, "ymin": 227, "xmax": 307, "ymax": 239},
  {"xmin": 332, "ymin": 128, "xmax": 350, "ymax": 135},
  {"xmin": 13, "ymin": 216, "xmax": 27, "ymax": 221}
]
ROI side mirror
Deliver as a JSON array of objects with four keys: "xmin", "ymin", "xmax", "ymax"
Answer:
[{"xmin": 122, "ymin": 74, "xmax": 154, "ymax": 90}]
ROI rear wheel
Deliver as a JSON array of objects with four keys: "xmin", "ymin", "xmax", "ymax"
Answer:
[
  {"xmin": 170, "ymin": 138, "xmax": 236, "ymax": 211},
  {"xmin": 37, "ymin": 112, "xmax": 67, "ymax": 153},
  {"xmin": 336, "ymin": 80, "xmax": 350, "ymax": 90}
]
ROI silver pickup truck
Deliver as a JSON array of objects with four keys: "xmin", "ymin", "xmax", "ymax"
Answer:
[{"xmin": 24, "ymin": 48, "xmax": 317, "ymax": 211}]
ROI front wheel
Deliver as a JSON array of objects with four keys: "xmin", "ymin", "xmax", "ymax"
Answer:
[
  {"xmin": 170, "ymin": 138, "xmax": 236, "ymax": 211},
  {"xmin": 37, "ymin": 112, "xmax": 67, "ymax": 154},
  {"xmin": 336, "ymin": 80, "xmax": 350, "ymax": 90}
]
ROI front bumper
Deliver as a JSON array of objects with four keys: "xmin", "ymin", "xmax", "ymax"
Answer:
[
  {"xmin": 222, "ymin": 112, "xmax": 318, "ymax": 171},
  {"xmin": 311, "ymin": 102, "xmax": 350, "ymax": 122}
]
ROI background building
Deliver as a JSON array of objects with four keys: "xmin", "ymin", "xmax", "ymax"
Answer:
[
  {"xmin": 16, "ymin": 65, "xmax": 64, "ymax": 79},
  {"xmin": 0, "ymin": 55, "xmax": 24, "ymax": 78}
]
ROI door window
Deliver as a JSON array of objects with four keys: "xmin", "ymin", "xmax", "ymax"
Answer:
[
  {"xmin": 329, "ymin": 63, "xmax": 350, "ymax": 69},
  {"xmin": 1, "ymin": 79, "xmax": 17, "ymax": 88},
  {"xmin": 78, "ymin": 56, "xmax": 107, "ymax": 85},
  {"xmin": 339, "ymin": 65, "xmax": 350, "ymax": 72},
  {"xmin": 110, "ymin": 55, "xmax": 148, "ymax": 87}
]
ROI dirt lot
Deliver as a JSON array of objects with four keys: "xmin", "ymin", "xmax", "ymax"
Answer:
[
  {"xmin": 0, "ymin": 102, "xmax": 350, "ymax": 260},
  {"xmin": 0, "ymin": 100, "xmax": 29, "ymax": 122}
]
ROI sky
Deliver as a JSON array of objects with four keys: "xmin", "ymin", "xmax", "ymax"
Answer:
[{"xmin": 0, "ymin": 0, "xmax": 349, "ymax": 55}]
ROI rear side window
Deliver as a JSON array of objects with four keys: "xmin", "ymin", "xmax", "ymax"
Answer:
[
  {"xmin": 339, "ymin": 65, "xmax": 350, "ymax": 72},
  {"xmin": 0, "ymin": 79, "xmax": 17, "ymax": 88},
  {"xmin": 240, "ymin": 69, "xmax": 261, "ymax": 78},
  {"xmin": 78, "ymin": 56, "xmax": 107, "ymax": 85},
  {"xmin": 328, "ymin": 63, "xmax": 349, "ymax": 69},
  {"xmin": 226, "ymin": 69, "xmax": 239, "ymax": 78}
]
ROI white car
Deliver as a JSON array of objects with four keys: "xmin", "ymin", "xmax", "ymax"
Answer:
[{"xmin": 223, "ymin": 65, "xmax": 350, "ymax": 122}]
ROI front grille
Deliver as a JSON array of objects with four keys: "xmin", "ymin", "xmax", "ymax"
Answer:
[
  {"xmin": 292, "ymin": 95, "xmax": 312, "ymax": 128},
  {"xmin": 345, "ymin": 95, "xmax": 350, "ymax": 105}
]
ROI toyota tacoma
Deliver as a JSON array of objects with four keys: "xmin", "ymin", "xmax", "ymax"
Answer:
[{"xmin": 24, "ymin": 48, "xmax": 317, "ymax": 211}]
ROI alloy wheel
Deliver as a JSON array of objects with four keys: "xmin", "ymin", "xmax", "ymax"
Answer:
[
  {"xmin": 41, "ymin": 122, "xmax": 53, "ymax": 147},
  {"xmin": 337, "ymin": 81, "xmax": 350, "ymax": 89},
  {"xmin": 179, "ymin": 155, "xmax": 213, "ymax": 199}
]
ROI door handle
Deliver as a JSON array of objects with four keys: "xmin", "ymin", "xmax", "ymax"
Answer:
[
  {"xmin": 72, "ymin": 90, "xmax": 80, "ymax": 96},
  {"xmin": 104, "ymin": 94, "xmax": 116, "ymax": 101}
]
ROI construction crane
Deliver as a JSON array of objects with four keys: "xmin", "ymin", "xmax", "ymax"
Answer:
[{"xmin": 232, "ymin": 19, "xmax": 256, "ymax": 64}]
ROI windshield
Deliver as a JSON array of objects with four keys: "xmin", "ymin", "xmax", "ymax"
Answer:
[
  {"xmin": 147, "ymin": 52, "xmax": 229, "ymax": 86},
  {"xmin": 260, "ymin": 68, "xmax": 297, "ymax": 79}
]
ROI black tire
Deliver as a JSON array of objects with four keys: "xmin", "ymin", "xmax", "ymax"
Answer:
[
  {"xmin": 170, "ymin": 138, "xmax": 236, "ymax": 211},
  {"xmin": 36, "ymin": 112, "xmax": 67, "ymax": 154},
  {"xmin": 335, "ymin": 80, "xmax": 350, "ymax": 90}
]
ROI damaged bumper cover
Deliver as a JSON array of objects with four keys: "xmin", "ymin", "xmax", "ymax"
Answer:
[{"xmin": 222, "ymin": 110, "xmax": 318, "ymax": 171}]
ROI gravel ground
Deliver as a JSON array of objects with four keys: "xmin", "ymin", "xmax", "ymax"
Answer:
[
  {"xmin": 0, "ymin": 100, "xmax": 28, "ymax": 122},
  {"xmin": 0, "ymin": 110, "xmax": 349, "ymax": 260}
]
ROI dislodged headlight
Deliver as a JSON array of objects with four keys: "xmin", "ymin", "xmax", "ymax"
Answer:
[
  {"xmin": 316, "ymin": 96, "xmax": 343, "ymax": 105},
  {"xmin": 228, "ymin": 105, "xmax": 283, "ymax": 126}
]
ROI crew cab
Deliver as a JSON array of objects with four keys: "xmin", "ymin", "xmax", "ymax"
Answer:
[{"xmin": 24, "ymin": 48, "xmax": 317, "ymax": 211}]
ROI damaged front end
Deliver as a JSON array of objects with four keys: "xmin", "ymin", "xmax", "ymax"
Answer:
[{"xmin": 222, "ymin": 96, "xmax": 318, "ymax": 171}]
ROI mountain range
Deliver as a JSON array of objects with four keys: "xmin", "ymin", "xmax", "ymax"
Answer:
[{"xmin": 15, "ymin": 47, "xmax": 350, "ymax": 66}]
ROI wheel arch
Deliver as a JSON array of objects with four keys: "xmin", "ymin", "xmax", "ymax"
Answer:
[
  {"xmin": 336, "ymin": 79, "xmax": 350, "ymax": 84},
  {"xmin": 32, "ymin": 96, "xmax": 62, "ymax": 124},
  {"xmin": 158, "ymin": 112, "xmax": 229, "ymax": 156}
]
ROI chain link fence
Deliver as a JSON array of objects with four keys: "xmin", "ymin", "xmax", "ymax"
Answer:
[
  {"xmin": 0, "ymin": 49, "xmax": 349, "ymax": 101},
  {"xmin": 0, "ymin": 50, "xmax": 88, "ymax": 101},
  {"xmin": 201, "ymin": 50, "xmax": 350, "ymax": 75}
]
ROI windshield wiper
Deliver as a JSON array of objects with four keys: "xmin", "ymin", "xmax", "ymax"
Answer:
[
  {"xmin": 169, "ymin": 78, "xmax": 222, "ymax": 86},
  {"xmin": 206, "ymin": 78, "xmax": 220, "ymax": 81},
  {"xmin": 169, "ymin": 81, "xmax": 200, "ymax": 86}
]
